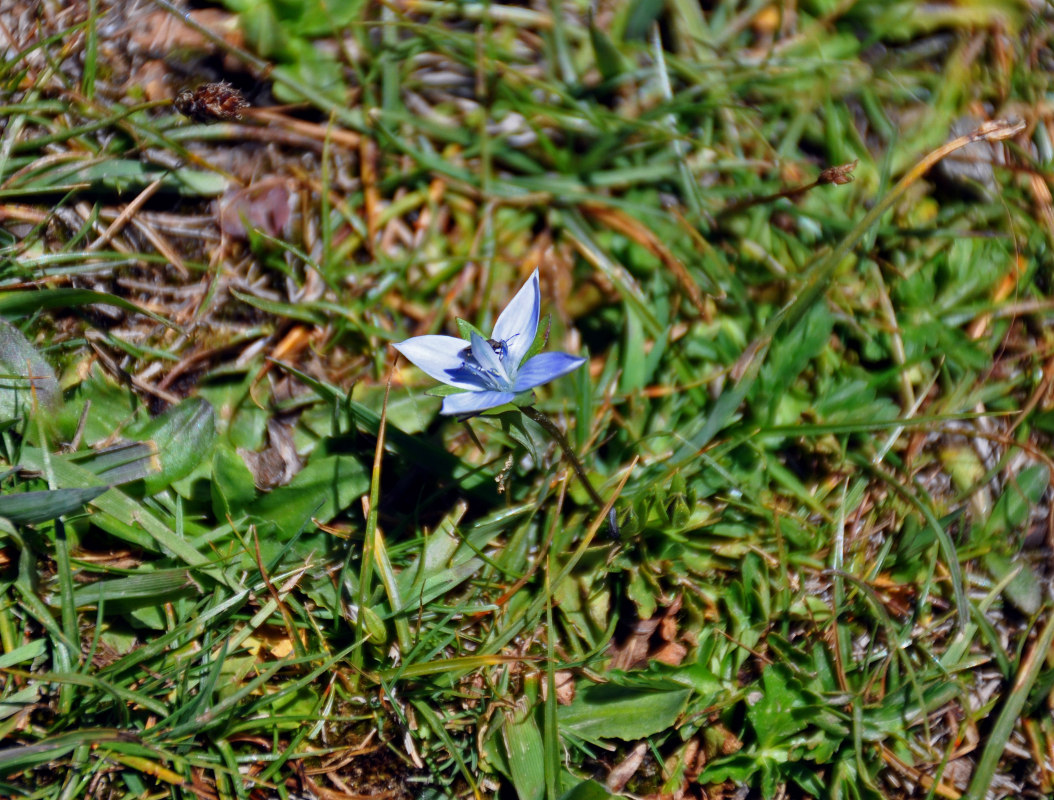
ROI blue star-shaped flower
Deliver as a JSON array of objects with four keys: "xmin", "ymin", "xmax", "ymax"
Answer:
[{"xmin": 394, "ymin": 270, "xmax": 586, "ymax": 415}]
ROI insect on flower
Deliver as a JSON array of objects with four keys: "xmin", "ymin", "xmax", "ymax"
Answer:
[
  {"xmin": 459, "ymin": 337, "xmax": 510, "ymax": 362},
  {"xmin": 394, "ymin": 270, "xmax": 586, "ymax": 416}
]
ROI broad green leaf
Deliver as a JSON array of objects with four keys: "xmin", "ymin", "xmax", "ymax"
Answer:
[
  {"xmin": 0, "ymin": 290, "xmax": 176, "ymax": 329},
  {"xmin": 70, "ymin": 570, "xmax": 196, "ymax": 608},
  {"xmin": 984, "ymin": 551, "xmax": 1042, "ymax": 615},
  {"xmin": 557, "ymin": 682, "xmax": 690, "ymax": 744},
  {"xmin": 0, "ymin": 638, "xmax": 47, "ymax": 669},
  {"xmin": 250, "ymin": 453, "xmax": 368, "ymax": 539},
  {"xmin": 128, "ymin": 398, "xmax": 217, "ymax": 494},
  {"xmin": 0, "ymin": 686, "xmax": 42, "ymax": 721},
  {"xmin": 558, "ymin": 779, "xmax": 616, "ymax": 800},
  {"xmin": 74, "ymin": 442, "xmax": 156, "ymax": 486},
  {"xmin": 503, "ymin": 700, "xmax": 545, "ymax": 800},
  {"xmin": 747, "ymin": 665, "xmax": 812, "ymax": 748},
  {"xmin": 0, "ymin": 486, "xmax": 107, "ymax": 525},
  {"xmin": 983, "ymin": 464, "xmax": 1049, "ymax": 539},
  {"xmin": 0, "ymin": 317, "xmax": 59, "ymax": 418}
]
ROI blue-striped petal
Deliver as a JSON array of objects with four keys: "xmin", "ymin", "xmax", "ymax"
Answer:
[
  {"xmin": 394, "ymin": 335, "xmax": 487, "ymax": 390},
  {"xmin": 513, "ymin": 352, "xmax": 586, "ymax": 392},
  {"xmin": 441, "ymin": 390, "xmax": 516, "ymax": 416},
  {"xmin": 493, "ymin": 270, "xmax": 539, "ymax": 369}
]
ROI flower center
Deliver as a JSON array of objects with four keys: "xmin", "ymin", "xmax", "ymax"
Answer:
[{"xmin": 459, "ymin": 335, "xmax": 519, "ymax": 391}]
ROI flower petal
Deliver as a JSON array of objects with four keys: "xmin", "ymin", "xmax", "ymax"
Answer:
[
  {"xmin": 393, "ymin": 335, "xmax": 486, "ymax": 390},
  {"xmin": 492, "ymin": 270, "xmax": 539, "ymax": 368},
  {"xmin": 441, "ymin": 390, "xmax": 516, "ymax": 416},
  {"xmin": 513, "ymin": 351, "xmax": 586, "ymax": 392},
  {"xmin": 469, "ymin": 331, "xmax": 510, "ymax": 387}
]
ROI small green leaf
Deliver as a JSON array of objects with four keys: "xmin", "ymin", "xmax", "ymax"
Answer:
[
  {"xmin": 211, "ymin": 445, "xmax": 257, "ymax": 522},
  {"xmin": 455, "ymin": 317, "xmax": 485, "ymax": 342},
  {"xmin": 589, "ymin": 11, "xmax": 626, "ymax": 81},
  {"xmin": 0, "ymin": 686, "xmax": 42, "ymax": 722},
  {"xmin": 619, "ymin": 305, "xmax": 646, "ymax": 395},
  {"xmin": 984, "ymin": 464, "xmax": 1050, "ymax": 539},
  {"xmin": 239, "ymin": 0, "xmax": 290, "ymax": 58},
  {"xmin": 521, "ymin": 314, "xmax": 551, "ymax": 364},
  {"xmin": 359, "ymin": 604, "xmax": 387, "ymax": 645},
  {"xmin": 230, "ymin": 288, "xmax": 326, "ymax": 325},
  {"xmin": 623, "ymin": 0, "xmax": 665, "ymax": 40},
  {"xmin": 747, "ymin": 665, "xmax": 812, "ymax": 748},
  {"xmin": 170, "ymin": 169, "xmax": 230, "ymax": 196}
]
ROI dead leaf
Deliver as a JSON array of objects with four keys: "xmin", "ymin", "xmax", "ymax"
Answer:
[
  {"xmin": 131, "ymin": 9, "xmax": 242, "ymax": 56},
  {"xmin": 606, "ymin": 742, "xmax": 647, "ymax": 793},
  {"xmin": 219, "ymin": 178, "xmax": 296, "ymax": 240}
]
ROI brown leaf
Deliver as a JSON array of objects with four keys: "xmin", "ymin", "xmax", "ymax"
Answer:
[
  {"xmin": 130, "ymin": 9, "xmax": 242, "ymax": 57},
  {"xmin": 609, "ymin": 596, "xmax": 690, "ymax": 670},
  {"xmin": 606, "ymin": 742, "xmax": 648, "ymax": 793},
  {"xmin": 218, "ymin": 178, "xmax": 296, "ymax": 240}
]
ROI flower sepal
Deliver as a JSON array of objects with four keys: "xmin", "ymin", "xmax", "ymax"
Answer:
[
  {"xmin": 520, "ymin": 313, "xmax": 550, "ymax": 363},
  {"xmin": 455, "ymin": 317, "xmax": 489, "ymax": 343},
  {"xmin": 511, "ymin": 391, "xmax": 538, "ymax": 408},
  {"xmin": 426, "ymin": 384, "xmax": 470, "ymax": 397}
]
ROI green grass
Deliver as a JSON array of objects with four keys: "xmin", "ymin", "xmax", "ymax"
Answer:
[{"xmin": 2, "ymin": 0, "xmax": 1054, "ymax": 797}]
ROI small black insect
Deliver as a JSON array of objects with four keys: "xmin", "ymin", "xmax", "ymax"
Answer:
[
  {"xmin": 460, "ymin": 338, "xmax": 507, "ymax": 362},
  {"xmin": 174, "ymin": 81, "xmax": 248, "ymax": 123}
]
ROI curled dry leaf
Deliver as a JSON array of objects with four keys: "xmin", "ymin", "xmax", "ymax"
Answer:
[
  {"xmin": 218, "ymin": 178, "xmax": 296, "ymax": 240},
  {"xmin": 609, "ymin": 595, "xmax": 689, "ymax": 671},
  {"xmin": 540, "ymin": 670, "xmax": 576, "ymax": 706},
  {"xmin": 131, "ymin": 9, "xmax": 242, "ymax": 58},
  {"xmin": 606, "ymin": 741, "xmax": 647, "ymax": 793},
  {"xmin": 239, "ymin": 418, "xmax": 302, "ymax": 490}
]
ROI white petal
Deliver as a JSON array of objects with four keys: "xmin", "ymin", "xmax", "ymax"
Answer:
[
  {"xmin": 441, "ymin": 390, "xmax": 515, "ymax": 416},
  {"xmin": 492, "ymin": 270, "xmax": 539, "ymax": 368},
  {"xmin": 393, "ymin": 335, "xmax": 486, "ymax": 390},
  {"xmin": 513, "ymin": 352, "xmax": 586, "ymax": 392}
]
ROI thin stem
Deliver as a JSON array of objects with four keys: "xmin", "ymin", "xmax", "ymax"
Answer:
[{"xmin": 521, "ymin": 405, "xmax": 618, "ymax": 537}]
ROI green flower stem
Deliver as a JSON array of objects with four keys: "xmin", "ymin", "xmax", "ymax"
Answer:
[{"xmin": 520, "ymin": 405, "xmax": 618, "ymax": 537}]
